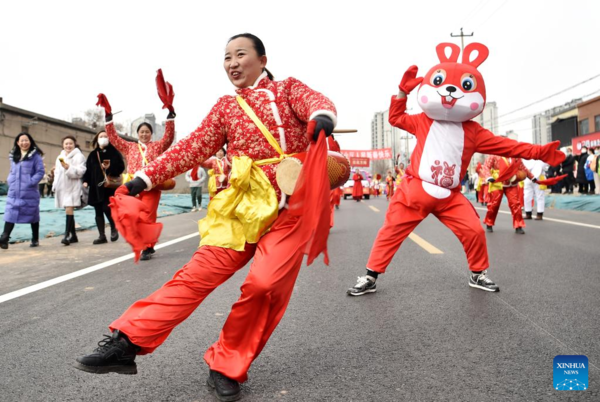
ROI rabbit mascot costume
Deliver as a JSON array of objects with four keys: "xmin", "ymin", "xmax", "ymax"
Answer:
[{"xmin": 347, "ymin": 42, "xmax": 565, "ymax": 296}]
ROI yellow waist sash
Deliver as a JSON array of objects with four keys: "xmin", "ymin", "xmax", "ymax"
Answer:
[
  {"xmin": 488, "ymin": 169, "xmax": 503, "ymax": 192},
  {"xmin": 198, "ymin": 95, "xmax": 296, "ymax": 250}
]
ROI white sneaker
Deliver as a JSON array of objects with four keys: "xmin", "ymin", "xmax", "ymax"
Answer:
[
  {"xmin": 191, "ymin": 207, "xmax": 197, "ymax": 212},
  {"xmin": 198, "ymin": 206, "xmax": 203, "ymax": 211}
]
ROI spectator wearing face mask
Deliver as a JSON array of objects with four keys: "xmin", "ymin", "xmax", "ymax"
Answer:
[{"xmin": 82, "ymin": 130, "xmax": 125, "ymax": 244}]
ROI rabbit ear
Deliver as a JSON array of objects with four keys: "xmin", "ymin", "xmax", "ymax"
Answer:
[
  {"xmin": 436, "ymin": 43, "xmax": 461, "ymax": 63},
  {"xmin": 462, "ymin": 43, "xmax": 489, "ymax": 68},
  {"xmin": 443, "ymin": 161, "xmax": 449, "ymax": 168}
]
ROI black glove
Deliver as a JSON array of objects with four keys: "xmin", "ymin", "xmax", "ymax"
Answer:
[
  {"xmin": 487, "ymin": 177, "xmax": 495, "ymax": 183},
  {"xmin": 167, "ymin": 110, "xmax": 176, "ymax": 119},
  {"xmin": 311, "ymin": 115, "xmax": 334, "ymax": 141},
  {"xmin": 125, "ymin": 177, "xmax": 147, "ymax": 197},
  {"xmin": 105, "ymin": 113, "xmax": 113, "ymax": 123},
  {"xmin": 532, "ymin": 178, "xmax": 538, "ymax": 183}
]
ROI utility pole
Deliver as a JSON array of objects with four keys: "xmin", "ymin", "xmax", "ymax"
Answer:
[{"xmin": 450, "ymin": 27, "xmax": 473, "ymax": 51}]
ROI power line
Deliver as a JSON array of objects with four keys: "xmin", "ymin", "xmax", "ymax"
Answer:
[
  {"xmin": 475, "ymin": 0, "xmax": 510, "ymax": 29},
  {"xmin": 497, "ymin": 74, "xmax": 600, "ymax": 119},
  {"xmin": 461, "ymin": 0, "xmax": 494, "ymax": 27}
]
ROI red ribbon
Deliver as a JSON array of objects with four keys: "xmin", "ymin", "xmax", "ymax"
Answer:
[{"xmin": 156, "ymin": 69, "xmax": 175, "ymax": 113}]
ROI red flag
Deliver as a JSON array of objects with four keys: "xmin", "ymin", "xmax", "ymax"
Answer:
[
  {"xmin": 96, "ymin": 93, "xmax": 112, "ymax": 115},
  {"xmin": 288, "ymin": 127, "xmax": 330, "ymax": 266},
  {"xmin": 536, "ymin": 174, "xmax": 567, "ymax": 186},
  {"xmin": 156, "ymin": 69, "xmax": 175, "ymax": 113},
  {"xmin": 109, "ymin": 187, "xmax": 163, "ymax": 263},
  {"xmin": 191, "ymin": 166, "xmax": 200, "ymax": 181}
]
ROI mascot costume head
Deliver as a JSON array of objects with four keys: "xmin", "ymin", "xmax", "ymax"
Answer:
[{"xmin": 416, "ymin": 42, "xmax": 489, "ymax": 122}]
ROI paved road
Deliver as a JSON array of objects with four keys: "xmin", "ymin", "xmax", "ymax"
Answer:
[{"xmin": 1, "ymin": 196, "xmax": 599, "ymax": 401}]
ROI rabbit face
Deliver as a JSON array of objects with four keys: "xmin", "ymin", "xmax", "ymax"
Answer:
[{"xmin": 417, "ymin": 43, "xmax": 489, "ymax": 123}]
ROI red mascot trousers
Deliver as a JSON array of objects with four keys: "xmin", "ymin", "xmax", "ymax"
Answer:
[
  {"xmin": 138, "ymin": 188, "xmax": 162, "ymax": 248},
  {"xmin": 483, "ymin": 186, "xmax": 525, "ymax": 229},
  {"xmin": 109, "ymin": 209, "xmax": 305, "ymax": 383},
  {"xmin": 366, "ymin": 178, "xmax": 488, "ymax": 273}
]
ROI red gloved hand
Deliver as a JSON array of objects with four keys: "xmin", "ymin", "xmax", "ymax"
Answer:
[
  {"xmin": 96, "ymin": 93, "xmax": 112, "ymax": 119},
  {"xmin": 399, "ymin": 65, "xmax": 423, "ymax": 95},
  {"xmin": 156, "ymin": 69, "xmax": 175, "ymax": 117},
  {"xmin": 539, "ymin": 141, "xmax": 565, "ymax": 167}
]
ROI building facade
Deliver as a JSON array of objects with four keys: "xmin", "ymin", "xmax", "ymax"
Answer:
[
  {"xmin": 0, "ymin": 98, "xmax": 96, "ymax": 182},
  {"xmin": 130, "ymin": 113, "xmax": 166, "ymax": 142}
]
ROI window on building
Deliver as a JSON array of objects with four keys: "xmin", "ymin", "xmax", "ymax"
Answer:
[
  {"xmin": 579, "ymin": 118, "xmax": 589, "ymax": 135},
  {"xmin": 21, "ymin": 125, "xmax": 29, "ymax": 133},
  {"xmin": 595, "ymin": 115, "xmax": 600, "ymax": 133}
]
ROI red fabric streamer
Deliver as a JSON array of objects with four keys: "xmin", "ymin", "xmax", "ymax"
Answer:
[
  {"xmin": 156, "ymin": 69, "xmax": 175, "ymax": 113},
  {"xmin": 109, "ymin": 186, "xmax": 163, "ymax": 263},
  {"xmin": 96, "ymin": 93, "xmax": 112, "ymax": 115},
  {"xmin": 191, "ymin": 166, "xmax": 199, "ymax": 181},
  {"xmin": 287, "ymin": 128, "xmax": 331, "ymax": 266},
  {"xmin": 536, "ymin": 174, "xmax": 567, "ymax": 186},
  {"xmin": 494, "ymin": 159, "xmax": 522, "ymax": 183}
]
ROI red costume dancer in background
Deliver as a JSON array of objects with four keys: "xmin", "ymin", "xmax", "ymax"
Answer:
[
  {"xmin": 385, "ymin": 170, "xmax": 395, "ymax": 200},
  {"xmin": 347, "ymin": 42, "xmax": 564, "ymax": 297},
  {"xmin": 328, "ymin": 136, "xmax": 343, "ymax": 227},
  {"xmin": 352, "ymin": 168, "xmax": 364, "ymax": 201},
  {"xmin": 475, "ymin": 161, "xmax": 488, "ymax": 205},
  {"xmin": 202, "ymin": 148, "xmax": 231, "ymax": 198},
  {"xmin": 101, "ymin": 72, "xmax": 175, "ymax": 261},
  {"xmin": 482, "ymin": 155, "xmax": 534, "ymax": 234},
  {"xmin": 75, "ymin": 33, "xmax": 336, "ymax": 402}
]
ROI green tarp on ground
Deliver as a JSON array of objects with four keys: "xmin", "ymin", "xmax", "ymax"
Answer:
[{"xmin": 464, "ymin": 192, "xmax": 600, "ymax": 213}]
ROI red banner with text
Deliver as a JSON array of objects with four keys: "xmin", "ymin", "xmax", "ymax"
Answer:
[
  {"xmin": 349, "ymin": 157, "xmax": 370, "ymax": 167},
  {"xmin": 341, "ymin": 148, "xmax": 392, "ymax": 160}
]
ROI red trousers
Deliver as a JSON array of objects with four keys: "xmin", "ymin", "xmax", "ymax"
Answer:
[
  {"xmin": 109, "ymin": 209, "xmax": 305, "ymax": 383},
  {"xmin": 138, "ymin": 188, "xmax": 162, "ymax": 247},
  {"xmin": 483, "ymin": 186, "xmax": 525, "ymax": 229},
  {"xmin": 477, "ymin": 184, "xmax": 488, "ymax": 204},
  {"xmin": 329, "ymin": 188, "xmax": 342, "ymax": 227},
  {"xmin": 366, "ymin": 178, "xmax": 488, "ymax": 272}
]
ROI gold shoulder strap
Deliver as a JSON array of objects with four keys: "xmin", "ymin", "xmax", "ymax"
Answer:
[{"xmin": 236, "ymin": 96, "xmax": 284, "ymax": 157}]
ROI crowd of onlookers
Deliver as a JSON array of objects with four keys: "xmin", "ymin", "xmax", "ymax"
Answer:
[
  {"xmin": 547, "ymin": 146, "xmax": 600, "ymax": 195},
  {"xmin": 1, "ymin": 131, "xmax": 125, "ymax": 249}
]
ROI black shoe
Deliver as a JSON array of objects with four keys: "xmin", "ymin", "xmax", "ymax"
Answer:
[
  {"xmin": 67, "ymin": 216, "xmax": 78, "ymax": 243},
  {"xmin": 335, "ymin": 205, "xmax": 339, "ymax": 210},
  {"xmin": 486, "ymin": 225, "xmax": 493, "ymax": 233},
  {"xmin": 0, "ymin": 233, "xmax": 9, "ymax": 250},
  {"xmin": 93, "ymin": 235, "xmax": 108, "ymax": 245},
  {"xmin": 524, "ymin": 211, "xmax": 532, "ymax": 220},
  {"xmin": 30, "ymin": 240, "xmax": 39, "ymax": 248},
  {"xmin": 74, "ymin": 330, "xmax": 140, "ymax": 375},
  {"xmin": 346, "ymin": 276, "xmax": 377, "ymax": 296},
  {"xmin": 207, "ymin": 369, "xmax": 241, "ymax": 402},
  {"xmin": 534, "ymin": 213, "xmax": 543, "ymax": 221},
  {"xmin": 61, "ymin": 238, "xmax": 70, "ymax": 246},
  {"xmin": 469, "ymin": 270, "xmax": 499, "ymax": 292},
  {"xmin": 110, "ymin": 227, "xmax": 119, "ymax": 242},
  {"xmin": 67, "ymin": 234, "xmax": 79, "ymax": 243},
  {"xmin": 140, "ymin": 248, "xmax": 152, "ymax": 261},
  {"xmin": 515, "ymin": 227, "xmax": 525, "ymax": 234},
  {"xmin": 147, "ymin": 247, "xmax": 155, "ymax": 255}
]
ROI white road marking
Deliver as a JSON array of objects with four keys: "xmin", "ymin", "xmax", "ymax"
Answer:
[
  {"xmin": 0, "ymin": 232, "xmax": 199, "ymax": 305},
  {"xmin": 474, "ymin": 207, "xmax": 600, "ymax": 230}
]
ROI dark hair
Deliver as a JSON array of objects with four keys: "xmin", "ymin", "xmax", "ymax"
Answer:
[
  {"xmin": 216, "ymin": 147, "xmax": 227, "ymax": 156},
  {"xmin": 92, "ymin": 130, "xmax": 107, "ymax": 149},
  {"xmin": 228, "ymin": 33, "xmax": 274, "ymax": 80},
  {"xmin": 137, "ymin": 122, "xmax": 153, "ymax": 134},
  {"xmin": 62, "ymin": 135, "xmax": 80, "ymax": 149},
  {"xmin": 12, "ymin": 132, "xmax": 44, "ymax": 163}
]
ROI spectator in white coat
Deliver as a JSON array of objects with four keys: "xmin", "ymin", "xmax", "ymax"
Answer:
[
  {"xmin": 185, "ymin": 166, "xmax": 207, "ymax": 211},
  {"xmin": 53, "ymin": 136, "xmax": 87, "ymax": 245},
  {"xmin": 523, "ymin": 159, "xmax": 549, "ymax": 220}
]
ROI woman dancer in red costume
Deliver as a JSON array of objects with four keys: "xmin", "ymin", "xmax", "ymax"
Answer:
[
  {"xmin": 103, "ymin": 75, "xmax": 175, "ymax": 261},
  {"xmin": 75, "ymin": 33, "xmax": 336, "ymax": 402}
]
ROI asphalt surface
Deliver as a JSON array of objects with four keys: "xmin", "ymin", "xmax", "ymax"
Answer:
[{"xmin": 1, "ymin": 194, "xmax": 599, "ymax": 401}]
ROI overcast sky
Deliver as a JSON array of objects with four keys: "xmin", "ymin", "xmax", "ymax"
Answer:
[{"xmin": 1, "ymin": 0, "xmax": 598, "ymax": 151}]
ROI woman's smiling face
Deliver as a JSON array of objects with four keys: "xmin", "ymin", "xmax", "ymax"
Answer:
[{"xmin": 224, "ymin": 37, "xmax": 267, "ymax": 88}]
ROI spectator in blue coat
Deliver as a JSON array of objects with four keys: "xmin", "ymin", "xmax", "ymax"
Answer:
[{"xmin": 0, "ymin": 133, "xmax": 45, "ymax": 249}]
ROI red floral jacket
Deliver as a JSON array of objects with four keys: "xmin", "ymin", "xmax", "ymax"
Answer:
[
  {"xmin": 482, "ymin": 155, "xmax": 533, "ymax": 186},
  {"xmin": 137, "ymin": 73, "xmax": 337, "ymax": 200},
  {"xmin": 106, "ymin": 119, "xmax": 175, "ymax": 174}
]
